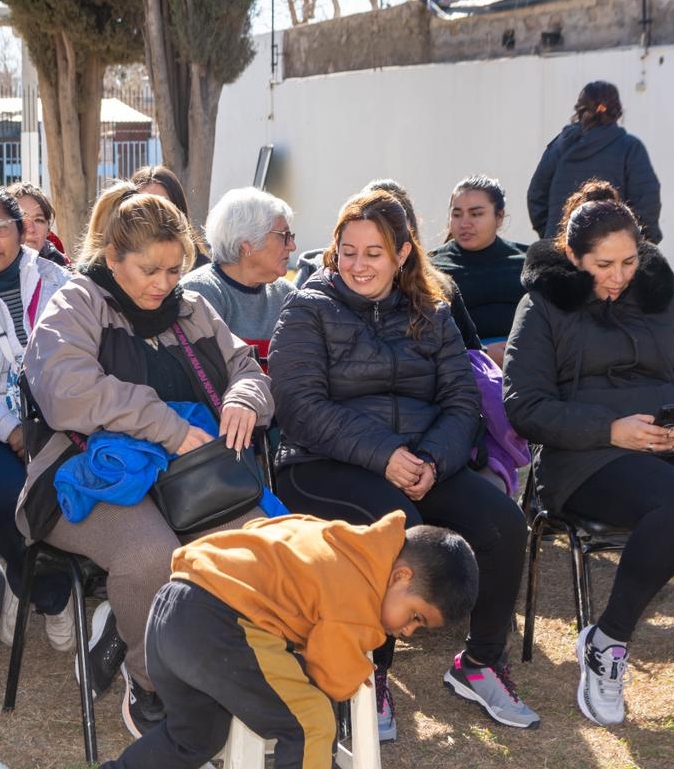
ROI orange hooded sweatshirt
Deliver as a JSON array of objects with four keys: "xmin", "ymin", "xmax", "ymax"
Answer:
[{"xmin": 171, "ymin": 510, "xmax": 406, "ymax": 701}]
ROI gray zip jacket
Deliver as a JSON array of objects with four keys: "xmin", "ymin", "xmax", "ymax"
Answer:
[{"xmin": 16, "ymin": 273, "xmax": 273, "ymax": 541}]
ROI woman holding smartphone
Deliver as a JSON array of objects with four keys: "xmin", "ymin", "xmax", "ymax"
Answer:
[{"xmin": 503, "ymin": 180, "xmax": 674, "ymax": 729}]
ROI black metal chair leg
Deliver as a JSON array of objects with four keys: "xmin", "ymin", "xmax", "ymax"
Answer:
[
  {"xmin": 568, "ymin": 527, "xmax": 591, "ymax": 631},
  {"xmin": 337, "ymin": 700, "xmax": 351, "ymax": 740},
  {"xmin": 522, "ymin": 513, "xmax": 545, "ymax": 662},
  {"xmin": 66, "ymin": 555, "xmax": 98, "ymax": 763},
  {"xmin": 3, "ymin": 543, "xmax": 39, "ymax": 711},
  {"xmin": 4, "ymin": 543, "xmax": 101, "ymax": 764}
]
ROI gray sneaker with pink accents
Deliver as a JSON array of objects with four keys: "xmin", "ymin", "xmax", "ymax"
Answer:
[{"xmin": 444, "ymin": 651, "xmax": 540, "ymax": 729}]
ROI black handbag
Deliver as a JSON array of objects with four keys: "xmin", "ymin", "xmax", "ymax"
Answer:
[
  {"xmin": 149, "ymin": 322, "xmax": 263, "ymax": 533},
  {"xmin": 150, "ymin": 436, "xmax": 262, "ymax": 534}
]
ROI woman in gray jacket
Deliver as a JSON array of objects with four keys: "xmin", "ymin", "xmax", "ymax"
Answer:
[
  {"xmin": 17, "ymin": 182, "xmax": 273, "ymax": 739},
  {"xmin": 269, "ymin": 190, "xmax": 538, "ymax": 738},
  {"xmin": 504, "ymin": 181, "xmax": 674, "ymax": 728}
]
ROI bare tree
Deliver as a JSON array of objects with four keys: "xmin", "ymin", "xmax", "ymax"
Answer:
[
  {"xmin": 0, "ymin": 28, "xmax": 20, "ymax": 93},
  {"xmin": 5, "ymin": 1, "xmax": 144, "ymax": 254},
  {"xmin": 287, "ymin": 1, "xmax": 353, "ymax": 25},
  {"xmin": 143, "ymin": 0, "xmax": 256, "ymax": 229},
  {"xmin": 286, "ymin": 1, "xmax": 317, "ymax": 25}
]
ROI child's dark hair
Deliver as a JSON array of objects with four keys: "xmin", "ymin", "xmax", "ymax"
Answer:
[{"xmin": 400, "ymin": 525, "xmax": 478, "ymax": 623}]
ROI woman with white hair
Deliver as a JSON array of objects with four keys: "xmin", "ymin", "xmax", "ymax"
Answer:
[{"xmin": 181, "ymin": 187, "xmax": 296, "ymax": 364}]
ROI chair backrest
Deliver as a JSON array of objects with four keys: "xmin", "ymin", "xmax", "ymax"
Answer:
[
  {"xmin": 521, "ymin": 453, "xmax": 630, "ymax": 541},
  {"xmin": 18, "ymin": 370, "xmax": 55, "ymax": 465},
  {"xmin": 249, "ymin": 346, "xmax": 276, "ymax": 493}
]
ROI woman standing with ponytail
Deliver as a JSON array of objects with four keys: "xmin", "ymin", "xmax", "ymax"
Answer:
[{"xmin": 527, "ymin": 81, "xmax": 661, "ymax": 243}]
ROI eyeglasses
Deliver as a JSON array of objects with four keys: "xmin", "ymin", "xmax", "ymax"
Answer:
[
  {"xmin": 269, "ymin": 229, "xmax": 296, "ymax": 247},
  {"xmin": 0, "ymin": 218, "xmax": 19, "ymax": 237}
]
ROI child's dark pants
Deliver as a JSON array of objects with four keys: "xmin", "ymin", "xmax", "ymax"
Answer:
[{"xmin": 100, "ymin": 580, "xmax": 336, "ymax": 769}]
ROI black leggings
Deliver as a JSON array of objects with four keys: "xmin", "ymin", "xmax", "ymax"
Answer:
[
  {"xmin": 276, "ymin": 460, "xmax": 528, "ymax": 667},
  {"xmin": 565, "ymin": 453, "xmax": 674, "ymax": 642}
]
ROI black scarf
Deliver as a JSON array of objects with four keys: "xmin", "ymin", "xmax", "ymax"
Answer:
[{"xmin": 83, "ymin": 263, "xmax": 183, "ymax": 339}]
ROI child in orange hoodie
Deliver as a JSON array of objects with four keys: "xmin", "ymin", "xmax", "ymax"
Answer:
[{"xmin": 101, "ymin": 510, "xmax": 477, "ymax": 769}]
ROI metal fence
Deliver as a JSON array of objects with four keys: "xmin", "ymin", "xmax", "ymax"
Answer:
[
  {"xmin": 97, "ymin": 136, "xmax": 163, "ymax": 192},
  {"xmin": 0, "ymin": 86, "xmax": 162, "ymax": 192},
  {"xmin": 0, "ymin": 140, "xmax": 20, "ymax": 187}
]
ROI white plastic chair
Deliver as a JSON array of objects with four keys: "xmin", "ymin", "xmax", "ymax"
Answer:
[{"xmin": 218, "ymin": 653, "xmax": 381, "ymax": 769}]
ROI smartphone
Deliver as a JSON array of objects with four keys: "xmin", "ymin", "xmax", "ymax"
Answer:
[{"xmin": 654, "ymin": 404, "xmax": 674, "ymax": 428}]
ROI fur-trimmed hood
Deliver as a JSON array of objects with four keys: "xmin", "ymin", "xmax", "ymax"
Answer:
[{"xmin": 521, "ymin": 239, "xmax": 674, "ymax": 313}]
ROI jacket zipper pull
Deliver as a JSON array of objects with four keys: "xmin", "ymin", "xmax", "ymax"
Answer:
[{"xmin": 374, "ymin": 302, "xmax": 380, "ymax": 322}]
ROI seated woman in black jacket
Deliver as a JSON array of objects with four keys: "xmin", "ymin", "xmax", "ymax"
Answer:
[
  {"xmin": 269, "ymin": 190, "xmax": 538, "ymax": 739},
  {"xmin": 429, "ymin": 174, "xmax": 527, "ymax": 367},
  {"xmin": 504, "ymin": 181, "xmax": 674, "ymax": 727}
]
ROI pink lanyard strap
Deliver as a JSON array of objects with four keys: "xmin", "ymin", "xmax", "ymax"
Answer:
[
  {"xmin": 26, "ymin": 280, "xmax": 42, "ymax": 329},
  {"xmin": 171, "ymin": 321, "xmax": 222, "ymax": 413}
]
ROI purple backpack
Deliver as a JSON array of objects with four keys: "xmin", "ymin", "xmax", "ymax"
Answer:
[{"xmin": 468, "ymin": 349, "xmax": 530, "ymax": 495}]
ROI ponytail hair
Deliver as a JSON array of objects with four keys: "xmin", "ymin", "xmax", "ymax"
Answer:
[
  {"xmin": 76, "ymin": 181, "xmax": 195, "ymax": 271},
  {"xmin": 554, "ymin": 179, "xmax": 622, "ymax": 252},
  {"xmin": 557, "ymin": 179, "xmax": 641, "ymax": 259},
  {"xmin": 572, "ymin": 81, "xmax": 622, "ymax": 131}
]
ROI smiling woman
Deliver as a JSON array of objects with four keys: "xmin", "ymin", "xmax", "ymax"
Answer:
[
  {"xmin": 337, "ymin": 219, "xmax": 409, "ymax": 301},
  {"xmin": 268, "ymin": 189, "xmax": 539, "ymax": 739}
]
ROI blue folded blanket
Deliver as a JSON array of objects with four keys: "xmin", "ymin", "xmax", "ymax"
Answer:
[
  {"xmin": 55, "ymin": 402, "xmax": 218, "ymax": 523},
  {"xmin": 54, "ymin": 401, "xmax": 288, "ymax": 524}
]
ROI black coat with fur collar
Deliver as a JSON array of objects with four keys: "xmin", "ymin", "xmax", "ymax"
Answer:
[{"xmin": 503, "ymin": 239, "xmax": 674, "ymax": 513}]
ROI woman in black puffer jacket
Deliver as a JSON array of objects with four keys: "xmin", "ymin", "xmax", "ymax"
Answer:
[
  {"xmin": 504, "ymin": 181, "xmax": 674, "ymax": 729},
  {"xmin": 269, "ymin": 190, "xmax": 538, "ymax": 736}
]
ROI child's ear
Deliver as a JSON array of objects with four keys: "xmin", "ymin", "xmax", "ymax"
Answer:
[{"xmin": 388, "ymin": 563, "xmax": 414, "ymax": 587}]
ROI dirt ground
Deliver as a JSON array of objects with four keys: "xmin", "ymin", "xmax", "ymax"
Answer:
[{"xmin": 0, "ymin": 537, "xmax": 673, "ymax": 769}]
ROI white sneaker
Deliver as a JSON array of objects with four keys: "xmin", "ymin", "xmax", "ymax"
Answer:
[
  {"xmin": 45, "ymin": 596, "xmax": 76, "ymax": 652},
  {"xmin": 576, "ymin": 624, "xmax": 629, "ymax": 725},
  {"xmin": 0, "ymin": 564, "xmax": 19, "ymax": 647}
]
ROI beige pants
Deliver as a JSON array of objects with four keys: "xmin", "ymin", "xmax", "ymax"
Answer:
[{"xmin": 45, "ymin": 499, "xmax": 264, "ymax": 689}]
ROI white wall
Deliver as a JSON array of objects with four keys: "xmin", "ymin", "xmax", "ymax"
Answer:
[{"xmin": 212, "ymin": 36, "xmax": 674, "ymax": 262}]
